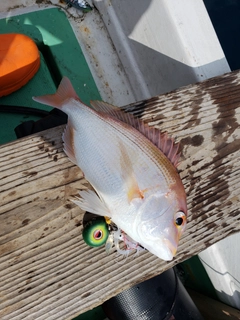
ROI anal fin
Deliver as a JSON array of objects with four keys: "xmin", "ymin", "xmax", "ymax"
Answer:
[
  {"xmin": 62, "ymin": 123, "xmax": 77, "ymax": 165},
  {"xmin": 72, "ymin": 190, "xmax": 111, "ymax": 217}
]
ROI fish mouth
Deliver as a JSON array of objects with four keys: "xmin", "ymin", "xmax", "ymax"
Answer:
[
  {"xmin": 148, "ymin": 238, "xmax": 177, "ymax": 261},
  {"xmin": 163, "ymin": 238, "xmax": 178, "ymax": 260}
]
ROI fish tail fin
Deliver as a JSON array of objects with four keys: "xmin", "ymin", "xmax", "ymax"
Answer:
[{"xmin": 32, "ymin": 76, "xmax": 79, "ymax": 109}]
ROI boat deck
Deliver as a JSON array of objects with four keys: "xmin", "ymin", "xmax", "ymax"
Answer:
[{"xmin": 1, "ymin": 69, "xmax": 240, "ymax": 319}]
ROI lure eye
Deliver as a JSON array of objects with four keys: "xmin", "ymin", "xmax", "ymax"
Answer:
[
  {"xmin": 93, "ymin": 229, "xmax": 103, "ymax": 240},
  {"xmin": 82, "ymin": 217, "xmax": 109, "ymax": 247},
  {"xmin": 174, "ymin": 211, "xmax": 186, "ymax": 228}
]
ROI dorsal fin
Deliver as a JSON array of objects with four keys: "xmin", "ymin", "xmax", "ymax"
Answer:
[
  {"xmin": 90, "ymin": 100, "xmax": 181, "ymax": 166},
  {"xmin": 90, "ymin": 100, "xmax": 138, "ymax": 127}
]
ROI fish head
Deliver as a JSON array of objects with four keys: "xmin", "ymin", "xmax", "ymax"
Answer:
[{"xmin": 136, "ymin": 188, "xmax": 187, "ymax": 261}]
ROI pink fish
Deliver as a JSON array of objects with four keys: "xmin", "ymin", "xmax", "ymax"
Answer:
[{"xmin": 33, "ymin": 77, "xmax": 187, "ymax": 260}]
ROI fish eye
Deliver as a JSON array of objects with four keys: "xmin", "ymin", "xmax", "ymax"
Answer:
[{"xmin": 174, "ymin": 211, "xmax": 186, "ymax": 227}]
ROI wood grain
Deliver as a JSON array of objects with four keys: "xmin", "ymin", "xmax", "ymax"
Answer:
[{"xmin": 0, "ymin": 70, "xmax": 240, "ymax": 319}]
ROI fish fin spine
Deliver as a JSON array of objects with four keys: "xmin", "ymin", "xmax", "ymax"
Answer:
[
  {"xmin": 72, "ymin": 190, "xmax": 111, "ymax": 217},
  {"xmin": 62, "ymin": 123, "xmax": 77, "ymax": 165},
  {"xmin": 90, "ymin": 100, "xmax": 181, "ymax": 166}
]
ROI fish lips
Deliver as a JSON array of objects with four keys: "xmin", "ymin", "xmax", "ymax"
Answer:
[
  {"xmin": 137, "ymin": 219, "xmax": 179, "ymax": 261},
  {"xmin": 144, "ymin": 237, "xmax": 178, "ymax": 261},
  {"xmin": 135, "ymin": 240, "xmax": 174, "ymax": 261},
  {"xmin": 162, "ymin": 238, "xmax": 178, "ymax": 260}
]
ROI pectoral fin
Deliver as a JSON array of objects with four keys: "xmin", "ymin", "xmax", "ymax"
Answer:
[
  {"xmin": 118, "ymin": 141, "xmax": 144, "ymax": 203},
  {"xmin": 127, "ymin": 176, "xmax": 144, "ymax": 203}
]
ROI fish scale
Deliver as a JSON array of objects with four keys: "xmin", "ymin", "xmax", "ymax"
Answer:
[{"xmin": 66, "ymin": 101, "xmax": 165, "ymax": 198}]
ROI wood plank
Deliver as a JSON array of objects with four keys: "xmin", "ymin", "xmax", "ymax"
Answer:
[{"xmin": 0, "ymin": 70, "xmax": 240, "ymax": 319}]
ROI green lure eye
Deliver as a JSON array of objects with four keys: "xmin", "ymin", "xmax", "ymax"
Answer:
[{"xmin": 82, "ymin": 217, "xmax": 109, "ymax": 247}]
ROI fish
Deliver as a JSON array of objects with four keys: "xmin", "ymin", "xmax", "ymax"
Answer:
[{"xmin": 33, "ymin": 77, "xmax": 187, "ymax": 261}]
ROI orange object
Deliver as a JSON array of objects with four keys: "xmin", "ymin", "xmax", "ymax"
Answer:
[{"xmin": 0, "ymin": 33, "xmax": 40, "ymax": 97}]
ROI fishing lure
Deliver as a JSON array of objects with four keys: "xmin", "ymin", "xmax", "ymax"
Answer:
[
  {"xmin": 107, "ymin": 228, "xmax": 145, "ymax": 257},
  {"xmin": 82, "ymin": 216, "xmax": 109, "ymax": 247},
  {"xmin": 82, "ymin": 215, "xmax": 145, "ymax": 256}
]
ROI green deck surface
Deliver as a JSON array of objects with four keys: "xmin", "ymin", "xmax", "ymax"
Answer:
[{"xmin": 0, "ymin": 8, "xmax": 101, "ymax": 145}]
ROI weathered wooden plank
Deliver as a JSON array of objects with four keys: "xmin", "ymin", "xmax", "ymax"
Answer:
[{"xmin": 0, "ymin": 70, "xmax": 240, "ymax": 319}]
